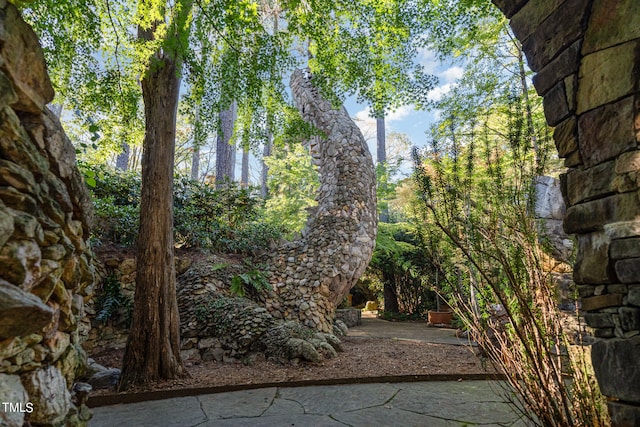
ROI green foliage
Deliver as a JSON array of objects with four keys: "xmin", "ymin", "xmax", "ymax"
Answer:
[
  {"xmin": 263, "ymin": 144, "xmax": 319, "ymax": 236},
  {"xmin": 90, "ymin": 164, "xmax": 141, "ymax": 205},
  {"xmin": 377, "ymin": 310, "xmax": 426, "ymax": 322},
  {"xmin": 410, "ymin": 66, "xmax": 608, "ymax": 427},
  {"xmin": 92, "ymin": 197, "xmax": 139, "ymax": 247},
  {"xmin": 95, "ymin": 274, "xmax": 132, "ymax": 325},
  {"xmin": 365, "ymin": 222, "xmax": 437, "ymax": 315},
  {"xmin": 87, "ymin": 165, "xmax": 141, "ymax": 246},
  {"xmin": 230, "ymin": 261, "xmax": 272, "ymax": 298},
  {"xmin": 87, "ymin": 166, "xmax": 281, "ymax": 252}
]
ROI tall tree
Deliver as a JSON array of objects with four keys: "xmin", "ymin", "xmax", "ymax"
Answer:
[
  {"xmin": 241, "ymin": 146, "xmax": 250, "ymax": 187},
  {"xmin": 261, "ymin": 128, "xmax": 272, "ymax": 197},
  {"xmin": 190, "ymin": 106, "xmax": 203, "ymax": 180},
  {"xmin": 215, "ymin": 101, "xmax": 237, "ymax": 185},
  {"xmin": 115, "ymin": 143, "xmax": 130, "ymax": 171},
  {"xmin": 118, "ymin": 0, "xmax": 193, "ymax": 390},
  {"xmin": 376, "ymin": 111, "xmax": 388, "ymax": 222}
]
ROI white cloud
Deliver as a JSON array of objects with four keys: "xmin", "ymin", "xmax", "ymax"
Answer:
[
  {"xmin": 386, "ymin": 105, "xmax": 413, "ymax": 122},
  {"xmin": 416, "ymin": 47, "xmax": 438, "ymax": 74},
  {"xmin": 427, "ymin": 83, "xmax": 453, "ymax": 102},
  {"xmin": 354, "ymin": 108, "xmax": 377, "ymax": 141},
  {"xmin": 353, "ymin": 105, "xmax": 416, "ymax": 142},
  {"xmin": 440, "ymin": 66, "xmax": 464, "ymax": 83}
]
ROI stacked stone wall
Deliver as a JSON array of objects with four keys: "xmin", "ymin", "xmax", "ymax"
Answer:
[
  {"xmin": 87, "ymin": 255, "xmax": 346, "ymax": 369},
  {"xmin": 0, "ymin": 3, "xmax": 97, "ymax": 426},
  {"xmin": 493, "ymin": 0, "xmax": 640, "ymax": 423}
]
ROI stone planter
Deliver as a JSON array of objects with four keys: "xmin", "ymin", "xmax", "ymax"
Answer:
[{"xmin": 428, "ymin": 310, "xmax": 453, "ymax": 327}]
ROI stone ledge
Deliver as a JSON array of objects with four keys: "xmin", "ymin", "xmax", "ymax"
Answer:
[
  {"xmin": 577, "ymin": 41, "xmax": 639, "ymax": 115},
  {"xmin": 578, "ymin": 96, "xmax": 636, "ymax": 168},
  {"xmin": 510, "ymin": 0, "xmax": 564, "ymax": 42},
  {"xmin": 607, "ymin": 401, "xmax": 640, "ymax": 427},
  {"xmin": 611, "ymin": 238, "xmax": 640, "ymax": 259},
  {"xmin": 565, "ymin": 192, "xmax": 640, "ymax": 234},
  {"xmin": 582, "ymin": 0, "xmax": 640, "ymax": 54},
  {"xmin": 581, "ymin": 294, "xmax": 623, "ymax": 312},
  {"xmin": 533, "ymin": 40, "xmax": 582, "ymax": 97}
]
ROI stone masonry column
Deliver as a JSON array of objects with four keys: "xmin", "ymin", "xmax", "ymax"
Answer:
[
  {"xmin": 492, "ymin": 1, "xmax": 640, "ymax": 425},
  {"xmin": 260, "ymin": 69, "xmax": 377, "ymax": 333}
]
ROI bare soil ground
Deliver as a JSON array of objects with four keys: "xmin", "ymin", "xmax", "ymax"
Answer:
[{"xmin": 90, "ymin": 335, "xmax": 497, "ymax": 397}]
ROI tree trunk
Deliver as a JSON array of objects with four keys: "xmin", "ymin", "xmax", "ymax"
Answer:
[
  {"xmin": 215, "ymin": 101, "xmax": 237, "ymax": 186},
  {"xmin": 241, "ymin": 145, "xmax": 249, "ymax": 188},
  {"xmin": 191, "ymin": 145, "xmax": 200, "ymax": 180},
  {"xmin": 376, "ymin": 112, "xmax": 389, "ymax": 223},
  {"xmin": 383, "ymin": 276, "xmax": 399, "ymax": 314},
  {"xmin": 518, "ymin": 47, "xmax": 540, "ymax": 173},
  {"xmin": 260, "ymin": 126, "xmax": 272, "ymax": 198},
  {"xmin": 115, "ymin": 143, "xmax": 130, "ymax": 171},
  {"xmin": 376, "ymin": 114, "xmax": 386, "ymax": 166},
  {"xmin": 118, "ymin": 22, "xmax": 187, "ymax": 391},
  {"xmin": 380, "ymin": 104, "xmax": 396, "ymax": 315},
  {"xmin": 190, "ymin": 106, "xmax": 202, "ymax": 181}
]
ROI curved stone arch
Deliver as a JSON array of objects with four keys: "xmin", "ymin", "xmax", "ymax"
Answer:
[{"xmin": 493, "ymin": 1, "xmax": 640, "ymax": 423}]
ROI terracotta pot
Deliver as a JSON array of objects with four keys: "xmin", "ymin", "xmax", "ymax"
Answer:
[{"xmin": 428, "ymin": 310, "xmax": 453, "ymax": 326}]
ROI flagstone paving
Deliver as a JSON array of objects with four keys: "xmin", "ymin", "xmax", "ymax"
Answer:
[{"xmin": 90, "ymin": 381, "xmax": 532, "ymax": 426}]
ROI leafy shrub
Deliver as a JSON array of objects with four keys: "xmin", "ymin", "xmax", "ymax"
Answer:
[
  {"xmin": 92, "ymin": 196, "xmax": 139, "ymax": 247},
  {"xmin": 87, "ymin": 166, "xmax": 282, "ymax": 253},
  {"xmin": 263, "ymin": 144, "xmax": 318, "ymax": 236},
  {"xmin": 89, "ymin": 164, "xmax": 141, "ymax": 206},
  {"xmin": 364, "ymin": 222, "xmax": 437, "ymax": 316},
  {"xmin": 95, "ymin": 274, "xmax": 132, "ymax": 326},
  {"xmin": 230, "ymin": 261, "xmax": 272, "ymax": 298}
]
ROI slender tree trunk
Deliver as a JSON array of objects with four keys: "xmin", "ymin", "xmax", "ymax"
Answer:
[
  {"xmin": 376, "ymin": 112, "xmax": 389, "ymax": 224},
  {"xmin": 216, "ymin": 101, "xmax": 237, "ymax": 186},
  {"xmin": 118, "ymin": 16, "xmax": 188, "ymax": 391},
  {"xmin": 261, "ymin": 127, "xmax": 272, "ymax": 197},
  {"xmin": 376, "ymin": 112, "xmax": 394, "ymax": 305},
  {"xmin": 382, "ymin": 273, "xmax": 399, "ymax": 314},
  {"xmin": 115, "ymin": 143, "xmax": 130, "ymax": 171},
  {"xmin": 518, "ymin": 47, "xmax": 540, "ymax": 173},
  {"xmin": 241, "ymin": 145, "xmax": 249, "ymax": 188},
  {"xmin": 376, "ymin": 114, "xmax": 386, "ymax": 166},
  {"xmin": 191, "ymin": 107, "xmax": 202, "ymax": 181},
  {"xmin": 191, "ymin": 145, "xmax": 200, "ymax": 180}
]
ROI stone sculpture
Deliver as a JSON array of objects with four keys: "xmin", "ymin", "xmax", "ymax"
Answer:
[{"xmin": 259, "ymin": 69, "xmax": 377, "ymax": 332}]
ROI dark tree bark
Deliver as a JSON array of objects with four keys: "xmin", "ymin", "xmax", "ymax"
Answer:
[
  {"xmin": 382, "ymin": 274, "xmax": 399, "ymax": 314},
  {"xmin": 118, "ymin": 14, "xmax": 188, "ymax": 391}
]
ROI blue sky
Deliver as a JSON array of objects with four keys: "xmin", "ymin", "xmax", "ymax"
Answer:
[
  {"xmin": 236, "ymin": 47, "xmax": 463, "ymax": 184},
  {"xmin": 344, "ymin": 47, "xmax": 463, "ymax": 171}
]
